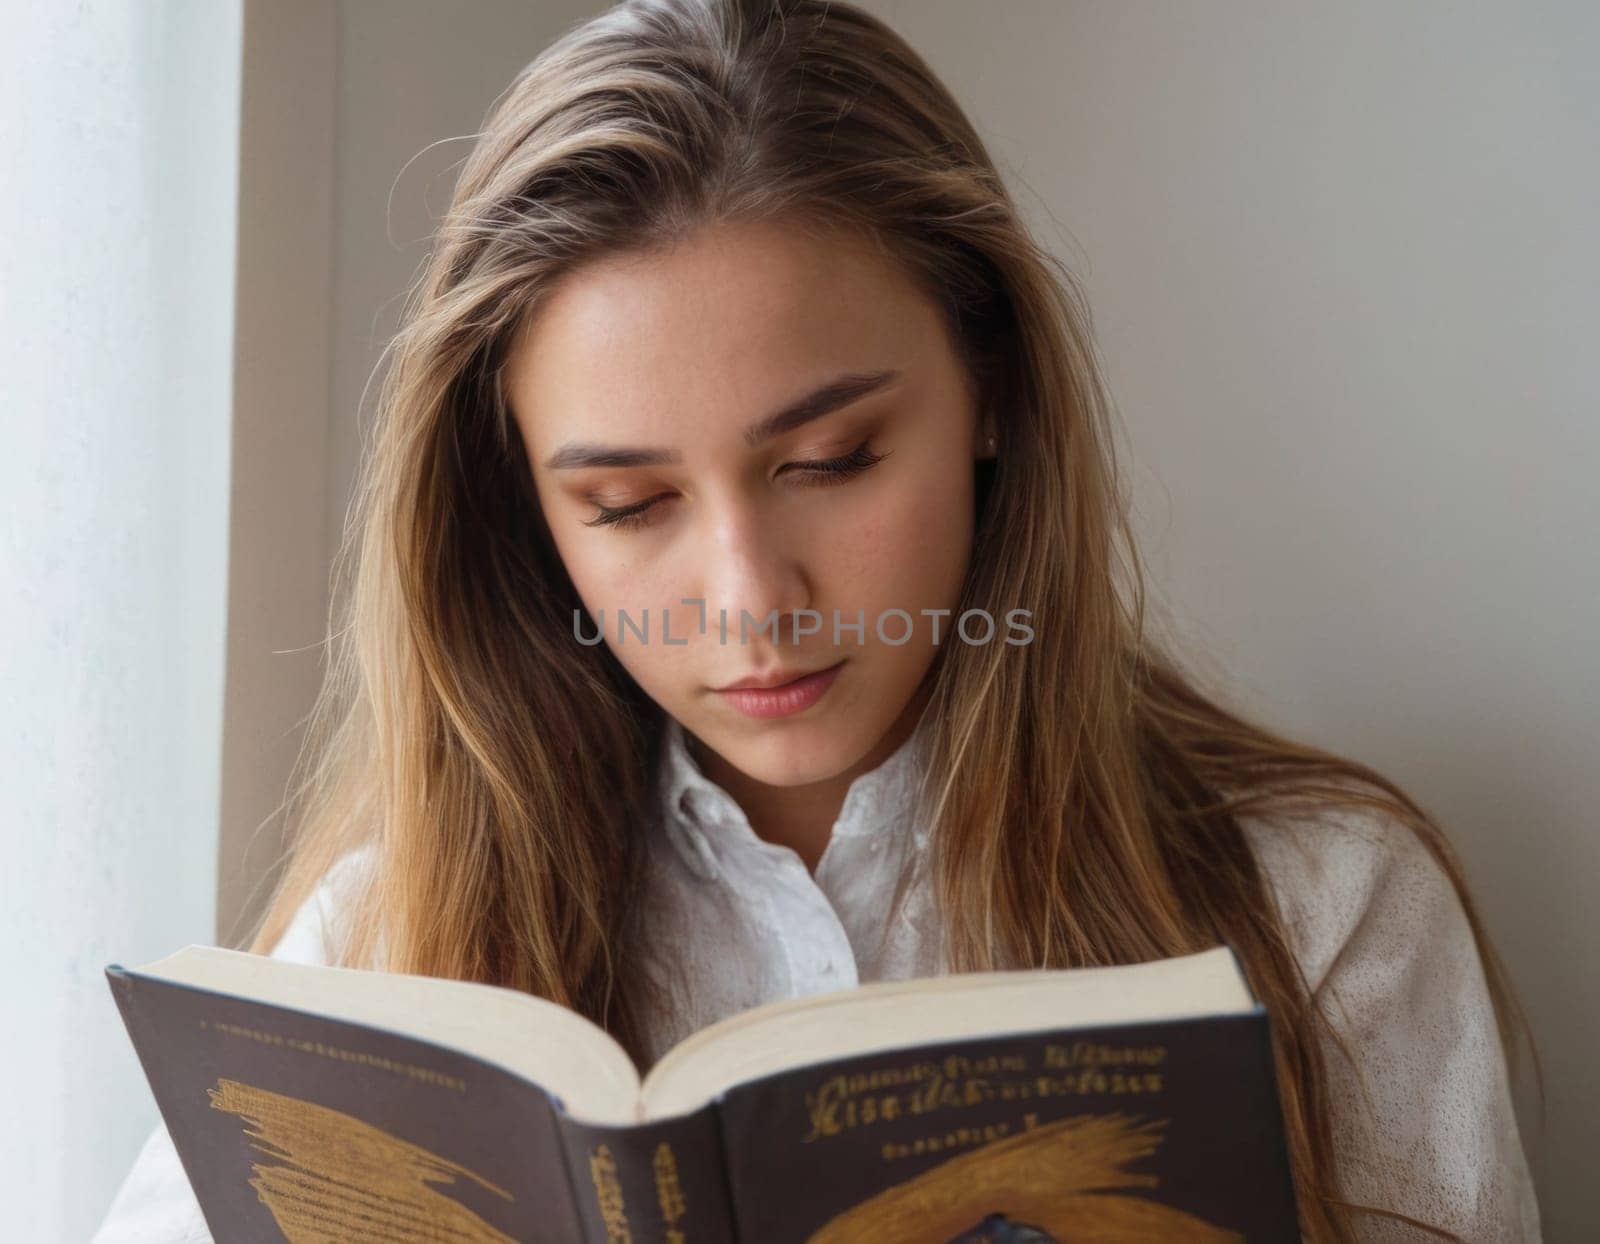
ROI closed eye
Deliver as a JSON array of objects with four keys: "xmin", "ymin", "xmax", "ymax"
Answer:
[
  {"xmin": 779, "ymin": 440, "xmax": 890, "ymax": 484},
  {"xmin": 582, "ymin": 440, "xmax": 890, "ymax": 532}
]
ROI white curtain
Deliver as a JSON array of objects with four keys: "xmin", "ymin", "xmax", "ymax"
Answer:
[{"xmin": 0, "ymin": 2, "xmax": 242, "ymax": 1237}]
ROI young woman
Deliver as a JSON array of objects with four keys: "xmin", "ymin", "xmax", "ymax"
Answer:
[{"xmin": 96, "ymin": 0, "xmax": 1542, "ymax": 1240}]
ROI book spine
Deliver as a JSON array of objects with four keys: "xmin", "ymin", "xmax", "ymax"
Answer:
[{"xmin": 555, "ymin": 1100, "xmax": 736, "ymax": 1243}]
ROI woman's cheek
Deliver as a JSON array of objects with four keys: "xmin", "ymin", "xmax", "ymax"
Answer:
[{"xmin": 865, "ymin": 469, "xmax": 973, "ymax": 611}]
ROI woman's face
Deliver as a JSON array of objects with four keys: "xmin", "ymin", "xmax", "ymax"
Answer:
[{"xmin": 506, "ymin": 216, "xmax": 987, "ymax": 791}]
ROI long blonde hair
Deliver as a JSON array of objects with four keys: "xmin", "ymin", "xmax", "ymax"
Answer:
[{"xmin": 248, "ymin": 1, "xmax": 1536, "ymax": 1237}]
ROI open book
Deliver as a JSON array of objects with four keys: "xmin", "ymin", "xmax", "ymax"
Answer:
[{"xmin": 107, "ymin": 943, "xmax": 1299, "ymax": 1242}]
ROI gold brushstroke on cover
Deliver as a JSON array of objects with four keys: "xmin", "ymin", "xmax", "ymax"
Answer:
[
  {"xmin": 806, "ymin": 1113, "xmax": 1244, "ymax": 1243},
  {"xmin": 208, "ymin": 1076, "xmax": 515, "ymax": 1243}
]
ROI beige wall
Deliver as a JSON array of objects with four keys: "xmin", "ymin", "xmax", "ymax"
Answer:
[
  {"xmin": 226, "ymin": 2, "xmax": 1597, "ymax": 1233},
  {"xmin": 218, "ymin": 0, "xmax": 338, "ymax": 944},
  {"xmin": 221, "ymin": 0, "xmax": 598, "ymax": 942},
  {"xmin": 861, "ymin": 1, "xmax": 1595, "ymax": 1232}
]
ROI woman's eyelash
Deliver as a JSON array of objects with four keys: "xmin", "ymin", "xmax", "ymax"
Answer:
[
  {"xmin": 582, "ymin": 494, "xmax": 665, "ymax": 532},
  {"xmin": 782, "ymin": 440, "xmax": 890, "ymax": 484},
  {"xmin": 582, "ymin": 440, "xmax": 890, "ymax": 532}
]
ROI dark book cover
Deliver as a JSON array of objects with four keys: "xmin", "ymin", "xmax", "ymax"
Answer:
[
  {"xmin": 713, "ymin": 1009, "xmax": 1299, "ymax": 1242},
  {"xmin": 108, "ymin": 963, "xmax": 1299, "ymax": 1242}
]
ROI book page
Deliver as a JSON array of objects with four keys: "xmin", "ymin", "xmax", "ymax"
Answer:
[
  {"xmin": 135, "ymin": 946, "xmax": 648, "ymax": 1125},
  {"xmin": 640, "ymin": 944, "xmax": 1252, "ymax": 1120}
]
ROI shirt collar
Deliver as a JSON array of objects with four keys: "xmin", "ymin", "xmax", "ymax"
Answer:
[{"xmin": 656, "ymin": 710, "xmax": 935, "ymax": 882}]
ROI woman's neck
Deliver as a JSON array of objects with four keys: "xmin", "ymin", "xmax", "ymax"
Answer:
[{"xmin": 688, "ymin": 684, "xmax": 930, "ymax": 875}]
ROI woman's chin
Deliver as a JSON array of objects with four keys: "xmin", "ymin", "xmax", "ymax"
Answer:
[{"xmin": 690, "ymin": 715, "xmax": 875, "ymax": 790}]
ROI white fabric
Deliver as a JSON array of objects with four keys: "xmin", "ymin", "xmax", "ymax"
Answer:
[{"xmin": 93, "ymin": 714, "xmax": 1542, "ymax": 1241}]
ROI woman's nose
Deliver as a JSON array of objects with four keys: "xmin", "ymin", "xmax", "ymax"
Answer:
[{"xmin": 699, "ymin": 503, "xmax": 812, "ymax": 644}]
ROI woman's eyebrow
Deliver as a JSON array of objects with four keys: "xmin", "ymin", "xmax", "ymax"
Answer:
[{"xmin": 541, "ymin": 368, "xmax": 901, "ymax": 470}]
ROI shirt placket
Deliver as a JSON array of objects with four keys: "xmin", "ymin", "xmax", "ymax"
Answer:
[
  {"xmin": 727, "ymin": 836, "xmax": 861, "ymax": 998},
  {"xmin": 661, "ymin": 714, "xmax": 934, "ymax": 1002},
  {"xmin": 814, "ymin": 819, "xmax": 920, "ymax": 980}
]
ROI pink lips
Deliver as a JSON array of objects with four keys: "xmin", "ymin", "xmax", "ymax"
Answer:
[{"xmin": 714, "ymin": 661, "xmax": 845, "ymax": 719}]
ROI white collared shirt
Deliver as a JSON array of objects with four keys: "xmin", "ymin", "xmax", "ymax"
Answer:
[
  {"xmin": 92, "ymin": 713, "xmax": 1543, "ymax": 1241},
  {"xmin": 630, "ymin": 712, "xmax": 943, "ymax": 1065}
]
